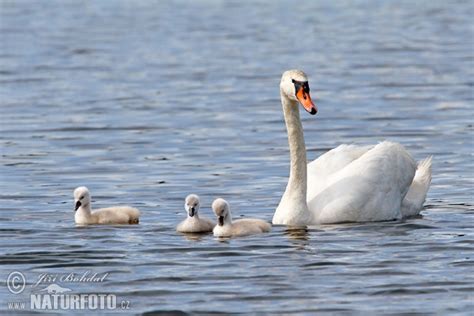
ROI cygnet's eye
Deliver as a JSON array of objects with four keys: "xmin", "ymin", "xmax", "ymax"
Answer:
[{"xmin": 80, "ymin": 196, "xmax": 84, "ymax": 200}]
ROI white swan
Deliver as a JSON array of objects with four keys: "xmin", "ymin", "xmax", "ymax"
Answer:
[
  {"xmin": 212, "ymin": 198, "xmax": 271, "ymax": 237},
  {"xmin": 73, "ymin": 186, "xmax": 140, "ymax": 225},
  {"xmin": 176, "ymin": 194, "xmax": 215, "ymax": 233},
  {"xmin": 273, "ymin": 70, "xmax": 432, "ymax": 226}
]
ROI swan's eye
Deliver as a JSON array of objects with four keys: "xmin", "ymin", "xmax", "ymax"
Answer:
[
  {"xmin": 293, "ymin": 80, "xmax": 310, "ymax": 95},
  {"xmin": 80, "ymin": 196, "xmax": 84, "ymax": 200},
  {"xmin": 303, "ymin": 82, "xmax": 310, "ymax": 93}
]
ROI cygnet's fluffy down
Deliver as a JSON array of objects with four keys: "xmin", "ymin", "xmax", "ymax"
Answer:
[
  {"xmin": 176, "ymin": 194, "xmax": 215, "ymax": 233},
  {"xmin": 73, "ymin": 186, "xmax": 140, "ymax": 225},
  {"xmin": 212, "ymin": 198, "xmax": 271, "ymax": 237}
]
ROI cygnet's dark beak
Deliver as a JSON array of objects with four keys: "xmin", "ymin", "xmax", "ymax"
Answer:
[
  {"xmin": 74, "ymin": 201, "xmax": 81, "ymax": 211},
  {"xmin": 188, "ymin": 207, "xmax": 195, "ymax": 217},
  {"xmin": 218, "ymin": 216, "xmax": 224, "ymax": 226}
]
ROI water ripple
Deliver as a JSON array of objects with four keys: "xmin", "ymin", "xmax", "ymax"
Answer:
[{"xmin": 1, "ymin": 0, "xmax": 473, "ymax": 314}]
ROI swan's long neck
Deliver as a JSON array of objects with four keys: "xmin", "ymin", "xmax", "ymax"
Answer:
[
  {"xmin": 76, "ymin": 204, "xmax": 92, "ymax": 219},
  {"xmin": 283, "ymin": 94, "xmax": 308, "ymax": 198},
  {"xmin": 273, "ymin": 92, "xmax": 311, "ymax": 225},
  {"xmin": 224, "ymin": 210, "xmax": 233, "ymax": 225}
]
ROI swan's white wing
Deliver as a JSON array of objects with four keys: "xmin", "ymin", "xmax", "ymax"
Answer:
[
  {"xmin": 307, "ymin": 142, "xmax": 416, "ymax": 224},
  {"xmin": 307, "ymin": 144, "xmax": 373, "ymax": 200}
]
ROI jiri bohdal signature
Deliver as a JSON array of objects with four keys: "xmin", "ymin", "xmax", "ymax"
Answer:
[{"xmin": 33, "ymin": 271, "xmax": 109, "ymax": 288}]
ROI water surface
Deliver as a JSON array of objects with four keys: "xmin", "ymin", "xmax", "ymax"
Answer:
[{"xmin": 0, "ymin": 0, "xmax": 473, "ymax": 314}]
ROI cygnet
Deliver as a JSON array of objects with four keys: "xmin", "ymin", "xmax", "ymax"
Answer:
[
  {"xmin": 176, "ymin": 194, "xmax": 215, "ymax": 233},
  {"xmin": 73, "ymin": 186, "xmax": 140, "ymax": 225},
  {"xmin": 212, "ymin": 198, "xmax": 271, "ymax": 237}
]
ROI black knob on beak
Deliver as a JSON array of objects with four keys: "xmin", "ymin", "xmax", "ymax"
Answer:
[{"xmin": 75, "ymin": 201, "xmax": 81, "ymax": 211}]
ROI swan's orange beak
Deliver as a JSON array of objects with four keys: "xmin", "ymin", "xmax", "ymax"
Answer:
[{"xmin": 296, "ymin": 88, "xmax": 317, "ymax": 115}]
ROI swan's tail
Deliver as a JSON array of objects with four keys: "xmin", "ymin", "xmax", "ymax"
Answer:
[{"xmin": 401, "ymin": 156, "xmax": 433, "ymax": 217}]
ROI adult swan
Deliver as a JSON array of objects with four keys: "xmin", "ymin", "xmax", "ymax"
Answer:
[{"xmin": 273, "ymin": 69, "xmax": 432, "ymax": 226}]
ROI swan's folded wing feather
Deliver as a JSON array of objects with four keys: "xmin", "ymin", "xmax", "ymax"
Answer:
[
  {"xmin": 307, "ymin": 144, "xmax": 373, "ymax": 200},
  {"xmin": 401, "ymin": 156, "xmax": 432, "ymax": 217},
  {"xmin": 308, "ymin": 142, "xmax": 417, "ymax": 223}
]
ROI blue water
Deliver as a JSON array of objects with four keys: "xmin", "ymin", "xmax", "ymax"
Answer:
[{"xmin": 1, "ymin": 0, "xmax": 473, "ymax": 314}]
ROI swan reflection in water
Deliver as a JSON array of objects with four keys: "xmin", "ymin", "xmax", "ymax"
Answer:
[
  {"xmin": 283, "ymin": 226, "xmax": 310, "ymax": 251},
  {"xmin": 284, "ymin": 227, "xmax": 309, "ymax": 240},
  {"xmin": 178, "ymin": 232, "xmax": 206, "ymax": 242}
]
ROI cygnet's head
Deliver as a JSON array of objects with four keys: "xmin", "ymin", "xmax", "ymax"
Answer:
[
  {"xmin": 184, "ymin": 194, "xmax": 200, "ymax": 217},
  {"xmin": 280, "ymin": 69, "xmax": 317, "ymax": 115},
  {"xmin": 212, "ymin": 198, "xmax": 231, "ymax": 226},
  {"xmin": 74, "ymin": 186, "xmax": 91, "ymax": 211}
]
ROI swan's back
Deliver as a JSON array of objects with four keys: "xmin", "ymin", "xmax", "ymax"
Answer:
[
  {"xmin": 308, "ymin": 144, "xmax": 373, "ymax": 176},
  {"xmin": 94, "ymin": 206, "xmax": 140, "ymax": 224},
  {"xmin": 308, "ymin": 141, "xmax": 416, "ymax": 223},
  {"xmin": 307, "ymin": 144, "xmax": 373, "ymax": 199},
  {"xmin": 234, "ymin": 219, "xmax": 271, "ymax": 234},
  {"xmin": 214, "ymin": 219, "xmax": 271, "ymax": 237}
]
